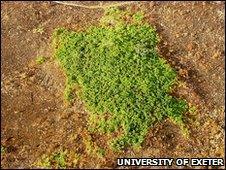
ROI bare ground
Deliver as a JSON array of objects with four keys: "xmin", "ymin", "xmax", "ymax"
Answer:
[{"xmin": 1, "ymin": 1, "xmax": 225, "ymax": 169}]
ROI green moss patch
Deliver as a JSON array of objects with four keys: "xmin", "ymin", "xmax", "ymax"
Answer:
[{"xmin": 53, "ymin": 8, "xmax": 188, "ymax": 150}]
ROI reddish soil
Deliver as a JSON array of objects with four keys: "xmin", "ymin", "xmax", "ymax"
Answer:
[{"xmin": 1, "ymin": 1, "xmax": 225, "ymax": 169}]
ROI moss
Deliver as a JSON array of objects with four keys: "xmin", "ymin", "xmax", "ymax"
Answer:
[
  {"xmin": 1, "ymin": 146, "xmax": 6, "ymax": 155},
  {"xmin": 53, "ymin": 8, "xmax": 188, "ymax": 150},
  {"xmin": 36, "ymin": 56, "xmax": 46, "ymax": 64},
  {"xmin": 34, "ymin": 150, "xmax": 68, "ymax": 169}
]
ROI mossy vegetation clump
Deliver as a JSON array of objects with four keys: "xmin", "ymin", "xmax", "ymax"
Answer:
[{"xmin": 53, "ymin": 8, "xmax": 188, "ymax": 150}]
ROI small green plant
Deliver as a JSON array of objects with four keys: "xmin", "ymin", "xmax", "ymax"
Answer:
[
  {"xmin": 83, "ymin": 134, "xmax": 105, "ymax": 158},
  {"xmin": 35, "ymin": 150, "xmax": 67, "ymax": 169},
  {"xmin": 33, "ymin": 26, "xmax": 44, "ymax": 34},
  {"xmin": 36, "ymin": 56, "xmax": 46, "ymax": 64},
  {"xmin": 189, "ymin": 105, "xmax": 197, "ymax": 114},
  {"xmin": 35, "ymin": 154, "xmax": 51, "ymax": 168},
  {"xmin": 53, "ymin": 8, "xmax": 189, "ymax": 150},
  {"xmin": 83, "ymin": 135, "xmax": 94, "ymax": 155},
  {"xmin": 1, "ymin": 146, "xmax": 6, "ymax": 155},
  {"xmin": 52, "ymin": 151, "xmax": 67, "ymax": 168},
  {"xmin": 96, "ymin": 148, "xmax": 106, "ymax": 158}
]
